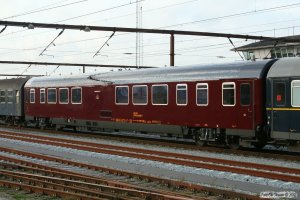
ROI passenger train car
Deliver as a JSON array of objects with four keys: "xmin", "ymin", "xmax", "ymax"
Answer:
[
  {"xmin": 0, "ymin": 77, "xmax": 29, "ymax": 125},
  {"xmin": 0, "ymin": 58, "xmax": 300, "ymax": 149}
]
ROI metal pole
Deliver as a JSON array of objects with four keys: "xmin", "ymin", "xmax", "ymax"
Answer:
[{"xmin": 170, "ymin": 34, "xmax": 175, "ymax": 66}]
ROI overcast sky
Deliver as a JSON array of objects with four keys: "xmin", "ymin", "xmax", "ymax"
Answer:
[{"xmin": 0, "ymin": 0, "xmax": 300, "ymax": 76}]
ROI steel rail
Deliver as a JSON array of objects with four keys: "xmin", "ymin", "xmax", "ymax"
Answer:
[
  {"xmin": 1, "ymin": 169, "xmax": 196, "ymax": 200},
  {"xmin": 0, "ymin": 180, "xmax": 106, "ymax": 200},
  {"xmin": 0, "ymin": 159, "xmax": 201, "ymax": 200},
  {"xmin": 0, "ymin": 131, "xmax": 299, "ymax": 183},
  {"xmin": 0, "ymin": 146, "xmax": 259, "ymax": 200},
  {"xmin": 4, "ymin": 130, "xmax": 297, "ymax": 174},
  {"xmin": 0, "ymin": 171, "xmax": 128, "ymax": 200}
]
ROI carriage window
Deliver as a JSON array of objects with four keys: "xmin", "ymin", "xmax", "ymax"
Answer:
[
  {"xmin": 47, "ymin": 88, "xmax": 57, "ymax": 104},
  {"xmin": 291, "ymin": 81, "xmax": 300, "ymax": 107},
  {"xmin": 7, "ymin": 90, "xmax": 13, "ymax": 103},
  {"xmin": 133, "ymin": 85, "xmax": 147, "ymax": 105},
  {"xmin": 72, "ymin": 87, "xmax": 82, "ymax": 104},
  {"xmin": 0, "ymin": 90, "xmax": 5, "ymax": 103},
  {"xmin": 16, "ymin": 90, "xmax": 20, "ymax": 104},
  {"xmin": 30, "ymin": 89, "xmax": 35, "ymax": 103},
  {"xmin": 152, "ymin": 85, "xmax": 168, "ymax": 105},
  {"xmin": 59, "ymin": 88, "xmax": 69, "ymax": 104},
  {"xmin": 116, "ymin": 86, "xmax": 129, "ymax": 105},
  {"xmin": 40, "ymin": 89, "xmax": 45, "ymax": 104},
  {"xmin": 240, "ymin": 83, "xmax": 251, "ymax": 106},
  {"xmin": 222, "ymin": 82, "xmax": 235, "ymax": 106},
  {"xmin": 274, "ymin": 82, "xmax": 285, "ymax": 106},
  {"xmin": 176, "ymin": 84, "xmax": 187, "ymax": 105},
  {"xmin": 196, "ymin": 83, "xmax": 208, "ymax": 106}
]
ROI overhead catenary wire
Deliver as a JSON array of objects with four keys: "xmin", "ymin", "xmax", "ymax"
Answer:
[
  {"xmin": 93, "ymin": 31, "xmax": 115, "ymax": 58},
  {"xmin": 0, "ymin": 1, "xmax": 298, "ymax": 73},
  {"xmin": 0, "ymin": 26, "xmax": 7, "ymax": 34},
  {"xmin": 1, "ymin": 0, "xmax": 89, "ymax": 20},
  {"xmin": 39, "ymin": 29, "xmax": 65, "ymax": 56},
  {"xmin": 161, "ymin": 2, "xmax": 300, "ymax": 29},
  {"xmin": 0, "ymin": 60, "xmax": 155, "ymax": 68},
  {"xmin": 55, "ymin": 0, "xmax": 145, "ymax": 23},
  {"xmin": 228, "ymin": 38, "xmax": 244, "ymax": 60}
]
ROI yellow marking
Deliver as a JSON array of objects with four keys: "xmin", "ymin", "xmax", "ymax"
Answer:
[
  {"xmin": 266, "ymin": 107, "xmax": 300, "ymax": 111},
  {"xmin": 133, "ymin": 112, "xmax": 143, "ymax": 118}
]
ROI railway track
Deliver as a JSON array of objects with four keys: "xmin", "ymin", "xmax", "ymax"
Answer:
[
  {"xmin": 0, "ymin": 130, "xmax": 299, "ymax": 184},
  {"xmin": 0, "ymin": 154, "xmax": 204, "ymax": 200},
  {"xmin": 1, "ymin": 125, "xmax": 300, "ymax": 162},
  {"xmin": 0, "ymin": 129, "xmax": 265, "ymax": 199},
  {"xmin": 0, "ymin": 146, "xmax": 259, "ymax": 200}
]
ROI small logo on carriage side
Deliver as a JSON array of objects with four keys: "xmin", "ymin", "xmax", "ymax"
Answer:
[{"xmin": 260, "ymin": 191, "xmax": 297, "ymax": 199}]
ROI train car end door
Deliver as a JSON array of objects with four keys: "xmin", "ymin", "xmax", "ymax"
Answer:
[
  {"xmin": 270, "ymin": 79, "xmax": 291, "ymax": 139},
  {"xmin": 237, "ymin": 81, "xmax": 254, "ymax": 130}
]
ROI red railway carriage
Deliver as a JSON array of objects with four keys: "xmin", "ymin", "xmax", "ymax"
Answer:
[{"xmin": 24, "ymin": 60, "xmax": 276, "ymax": 146}]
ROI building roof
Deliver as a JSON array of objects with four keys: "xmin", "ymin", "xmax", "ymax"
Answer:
[{"xmin": 234, "ymin": 35, "xmax": 300, "ymax": 51}]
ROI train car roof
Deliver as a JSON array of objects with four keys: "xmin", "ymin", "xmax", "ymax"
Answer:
[
  {"xmin": 267, "ymin": 57, "xmax": 300, "ymax": 78},
  {"xmin": 0, "ymin": 77, "xmax": 30, "ymax": 89},
  {"xmin": 25, "ymin": 60, "xmax": 275, "ymax": 87}
]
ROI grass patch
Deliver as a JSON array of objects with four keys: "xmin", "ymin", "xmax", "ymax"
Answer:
[{"xmin": 0, "ymin": 186, "xmax": 61, "ymax": 200}]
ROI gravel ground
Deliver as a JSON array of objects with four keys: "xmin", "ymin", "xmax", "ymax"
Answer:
[
  {"xmin": 2, "ymin": 127, "xmax": 300, "ymax": 169},
  {"xmin": 0, "ymin": 137, "xmax": 299, "ymax": 197},
  {"xmin": 0, "ymin": 127, "xmax": 299, "ymax": 198}
]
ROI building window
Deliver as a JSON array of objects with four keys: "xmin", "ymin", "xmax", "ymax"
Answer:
[
  {"xmin": 222, "ymin": 82, "xmax": 235, "ymax": 106},
  {"xmin": 176, "ymin": 84, "xmax": 187, "ymax": 105},
  {"xmin": 0, "ymin": 90, "xmax": 5, "ymax": 103},
  {"xmin": 287, "ymin": 47, "xmax": 294, "ymax": 57},
  {"xmin": 71, "ymin": 87, "xmax": 82, "ymax": 104},
  {"xmin": 40, "ymin": 89, "xmax": 45, "ymax": 104},
  {"xmin": 132, "ymin": 85, "xmax": 147, "ymax": 105},
  {"xmin": 152, "ymin": 85, "xmax": 168, "ymax": 105},
  {"xmin": 291, "ymin": 80, "xmax": 300, "ymax": 107},
  {"xmin": 240, "ymin": 83, "xmax": 251, "ymax": 106},
  {"xmin": 297, "ymin": 47, "xmax": 300, "ymax": 56},
  {"xmin": 270, "ymin": 49, "xmax": 276, "ymax": 58},
  {"xmin": 275, "ymin": 48, "xmax": 282, "ymax": 58},
  {"xmin": 47, "ymin": 88, "xmax": 57, "ymax": 104},
  {"xmin": 274, "ymin": 82, "xmax": 285, "ymax": 106},
  {"xmin": 59, "ymin": 88, "xmax": 69, "ymax": 104},
  {"xmin": 30, "ymin": 89, "xmax": 35, "ymax": 103},
  {"xmin": 116, "ymin": 86, "xmax": 129, "ymax": 105},
  {"xmin": 7, "ymin": 90, "xmax": 13, "ymax": 103},
  {"xmin": 280, "ymin": 48, "xmax": 287, "ymax": 57},
  {"xmin": 196, "ymin": 83, "xmax": 208, "ymax": 106}
]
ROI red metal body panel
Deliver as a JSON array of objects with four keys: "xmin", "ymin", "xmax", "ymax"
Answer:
[{"xmin": 25, "ymin": 78, "xmax": 265, "ymax": 131}]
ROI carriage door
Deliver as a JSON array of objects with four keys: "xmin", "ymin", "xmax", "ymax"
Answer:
[
  {"xmin": 271, "ymin": 79, "xmax": 290, "ymax": 139},
  {"xmin": 237, "ymin": 81, "xmax": 254, "ymax": 129}
]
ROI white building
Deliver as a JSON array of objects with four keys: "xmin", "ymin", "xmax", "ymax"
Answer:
[{"xmin": 234, "ymin": 35, "xmax": 300, "ymax": 60}]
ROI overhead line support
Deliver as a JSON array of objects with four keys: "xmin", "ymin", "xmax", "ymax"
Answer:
[
  {"xmin": 0, "ymin": 20, "xmax": 296, "ymax": 42},
  {"xmin": 0, "ymin": 60, "xmax": 155, "ymax": 69}
]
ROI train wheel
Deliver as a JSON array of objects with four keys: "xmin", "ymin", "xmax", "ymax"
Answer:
[
  {"xmin": 253, "ymin": 142, "xmax": 266, "ymax": 149},
  {"xmin": 227, "ymin": 136, "xmax": 240, "ymax": 150},
  {"xmin": 194, "ymin": 128, "xmax": 207, "ymax": 147}
]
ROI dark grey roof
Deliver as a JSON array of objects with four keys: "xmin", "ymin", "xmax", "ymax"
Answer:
[
  {"xmin": 234, "ymin": 35, "xmax": 300, "ymax": 51},
  {"xmin": 25, "ymin": 60, "xmax": 275, "ymax": 88},
  {"xmin": 267, "ymin": 57, "xmax": 300, "ymax": 78},
  {"xmin": 0, "ymin": 77, "xmax": 30, "ymax": 89}
]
